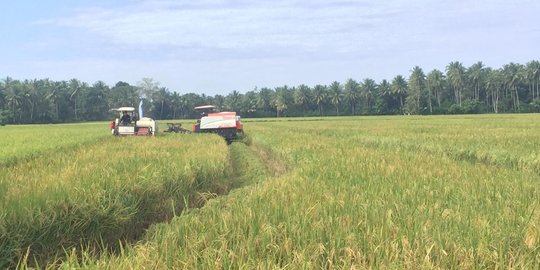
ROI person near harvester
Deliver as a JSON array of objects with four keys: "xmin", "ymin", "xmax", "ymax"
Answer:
[{"xmin": 120, "ymin": 111, "xmax": 131, "ymax": 125}]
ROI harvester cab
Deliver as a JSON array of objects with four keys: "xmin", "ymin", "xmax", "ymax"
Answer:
[
  {"xmin": 192, "ymin": 105, "xmax": 243, "ymax": 142},
  {"xmin": 110, "ymin": 107, "xmax": 157, "ymax": 136}
]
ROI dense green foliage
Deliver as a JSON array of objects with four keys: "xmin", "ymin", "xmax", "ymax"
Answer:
[
  {"xmin": 45, "ymin": 114, "xmax": 539, "ymax": 269},
  {"xmin": 1, "ymin": 60, "xmax": 539, "ymax": 125}
]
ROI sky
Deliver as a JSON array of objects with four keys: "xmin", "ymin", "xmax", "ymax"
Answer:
[{"xmin": 1, "ymin": 0, "xmax": 539, "ymax": 95}]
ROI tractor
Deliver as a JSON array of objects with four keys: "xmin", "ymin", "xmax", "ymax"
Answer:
[
  {"xmin": 192, "ymin": 105, "xmax": 243, "ymax": 142},
  {"xmin": 109, "ymin": 107, "xmax": 157, "ymax": 136}
]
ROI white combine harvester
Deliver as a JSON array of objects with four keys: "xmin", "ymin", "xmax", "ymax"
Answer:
[{"xmin": 109, "ymin": 107, "xmax": 157, "ymax": 136}]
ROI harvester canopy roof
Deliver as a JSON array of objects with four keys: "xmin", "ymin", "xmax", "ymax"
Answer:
[
  {"xmin": 194, "ymin": 105, "xmax": 216, "ymax": 110},
  {"xmin": 114, "ymin": 107, "xmax": 136, "ymax": 112}
]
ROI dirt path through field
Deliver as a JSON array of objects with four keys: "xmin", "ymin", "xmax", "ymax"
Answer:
[{"xmin": 248, "ymin": 143, "xmax": 287, "ymax": 177}]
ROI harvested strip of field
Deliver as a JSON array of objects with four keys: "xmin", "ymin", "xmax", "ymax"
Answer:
[
  {"xmin": 0, "ymin": 123, "xmax": 109, "ymax": 167},
  {"xmin": 248, "ymin": 143, "xmax": 287, "ymax": 177},
  {"xmin": 58, "ymin": 141, "xmax": 274, "ymax": 269},
  {"xmin": 0, "ymin": 134, "xmax": 230, "ymax": 268},
  {"xmin": 228, "ymin": 142, "xmax": 272, "ymax": 188}
]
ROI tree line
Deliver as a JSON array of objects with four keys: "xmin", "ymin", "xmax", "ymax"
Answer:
[{"xmin": 1, "ymin": 60, "xmax": 539, "ymax": 125}]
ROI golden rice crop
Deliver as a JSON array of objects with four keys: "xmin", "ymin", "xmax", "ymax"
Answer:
[
  {"xmin": 0, "ymin": 132, "xmax": 230, "ymax": 268},
  {"xmin": 0, "ymin": 123, "xmax": 108, "ymax": 167},
  {"xmin": 15, "ymin": 114, "xmax": 540, "ymax": 268}
]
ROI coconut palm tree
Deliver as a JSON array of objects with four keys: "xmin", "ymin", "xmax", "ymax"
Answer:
[
  {"xmin": 313, "ymin": 85, "xmax": 327, "ymax": 116},
  {"xmin": 426, "ymin": 69, "xmax": 445, "ymax": 107},
  {"xmin": 226, "ymin": 90, "xmax": 242, "ymax": 112},
  {"xmin": 5, "ymin": 83, "xmax": 22, "ymax": 120},
  {"xmin": 328, "ymin": 81, "xmax": 342, "ymax": 115},
  {"xmin": 391, "ymin": 75, "xmax": 407, "ymax": 114},
  {"xmin": 1, "ymin": 77, "xmax": 15, "ymax": 112},
  {"xmin": 486, "ymin": 68, "xmax": 502, "ymax": 113},
  {"xmin": 0, "ymin": 76, "xmax": 13, "ymax": 108},
  {"xmin": 377, "ymin": 79, "xmax": 393, "ymax": 114},
  {"xmin": 468, "ymin": 61, "xmax": 485, "ymax": 101},
  {"xmin": 274, "ymin": 86, "xmax": 291, "ymax": 117},
  {"xmin": 446, "ymin": 61, "xmax": 466, "ymax": 105},
  {"xmin": 170, "ymin": 92, "xmax": 181, "ymax": 119},
  {"xmin": 257, "ymin": 87, "xmax": 273, "ymax": 115},
  {"xmin": 361, "ymin": 78, "xmax": 377, "ymax": 114},
  {"xmin": 69, "ymin": 78, "xmax": 82, "ymax": 120},
  {"xmin": 294, "ymin": 84, "xmax": 311, "ymax": 116},
  {"xmin": 343, "ymin": 79, "xmax": 360, "ymax": 115},
  {"xmin": 22, "ymin": 80, "xmax": 38, "ymax": 122},
  {"xmin": 242, "ymin": 90, "xmax": 258, "ymax": 116},
  {"xmin": 406, "ymin": 66, "xmax": 426, "ymax": 114},
  {"xmin": 525, "ymin": 60, "xmax": 540, "ymax": 100},
  {"xmin": 501, "ymin": 63, "xmax": 524, "ymax": 112}
]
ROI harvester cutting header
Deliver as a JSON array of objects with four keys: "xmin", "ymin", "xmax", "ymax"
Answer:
[{"xmin": 192, "ymin": 105, "xmax": 243, "ymax": 142}]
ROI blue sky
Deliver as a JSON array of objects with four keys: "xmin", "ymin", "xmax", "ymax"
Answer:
[{"xmin": 1, "ymin": 0, "xmax": 539, "ymax": 94}]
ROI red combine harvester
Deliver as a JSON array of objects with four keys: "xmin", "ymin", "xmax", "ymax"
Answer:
[{"xmin": 192, "ymin": 105, "xmax": 243, "ymax": 142}]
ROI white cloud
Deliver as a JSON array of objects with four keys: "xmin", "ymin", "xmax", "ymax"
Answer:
[
  {"xmin": 47, "ymin": 0, "xmax": 395, "ymax": 54},
  {"xmin": 25, "ymin": 0, "xmax": 540, "ymax": 92}
]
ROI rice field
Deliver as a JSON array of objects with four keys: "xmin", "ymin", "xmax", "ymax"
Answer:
[
  {"xmin": 2, "ymin": 114, "xmax": 540, "ymax": 269},
  {"xmin": 0, "ymin": 132, "xmax": 232, "ymax": 268},
  {"xmin": 0, "ymin": 123, "xmax": 109, "ymax": 167}
]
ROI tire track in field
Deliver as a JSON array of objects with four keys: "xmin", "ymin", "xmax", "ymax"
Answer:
[
  {"xmin": 193, "ymin": 139, "xmax": 287, "ymax": 204},
  {"xmin": 248, "ymin": 143, "xmax": 287, "ymax": 177}
]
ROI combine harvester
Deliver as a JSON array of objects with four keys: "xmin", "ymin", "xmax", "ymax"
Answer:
[
  {"xmin": 109, "ymin": 106, "xmax": 158, "ymax": 136},
  {"xmin": 192, "ymin": 105, "xmax": 243, "ymax": 142}
]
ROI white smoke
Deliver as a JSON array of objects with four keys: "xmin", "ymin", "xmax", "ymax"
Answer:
[{"xmin": 139, "ymin": 98, "xmax": 144, "ymax": 118}]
